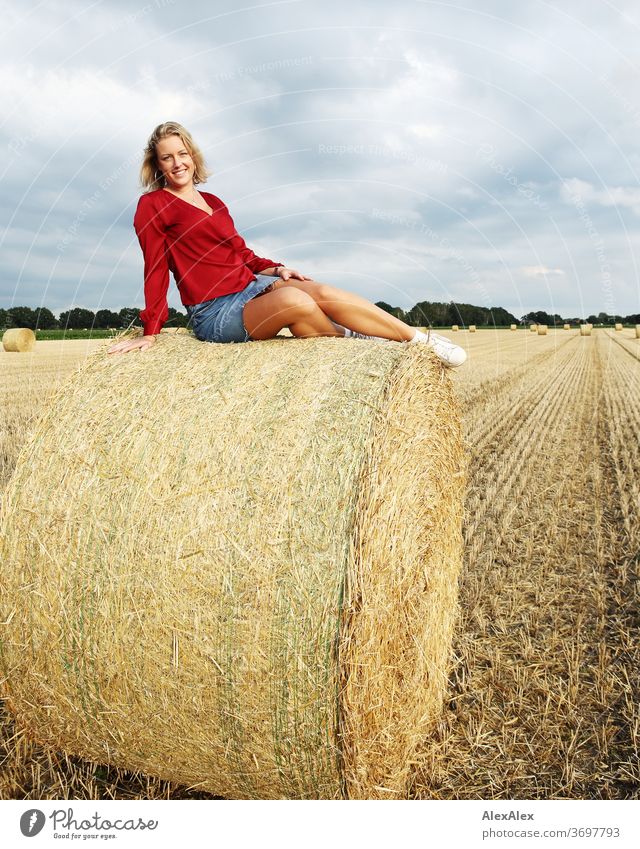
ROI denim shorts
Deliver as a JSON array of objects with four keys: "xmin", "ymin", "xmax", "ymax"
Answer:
[{"xmin": 185, "ymin": 274, "xmax": 277, "ymax": 343}]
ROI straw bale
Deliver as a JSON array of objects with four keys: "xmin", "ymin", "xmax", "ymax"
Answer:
[
  {"xmin": 537, "ymin": 324, "xmax": 548, "ymax": 335},
  {"xmin": 510, "ymin": 324, "xmax": 517, "ymax": 331},
  {"xmin": 468, "ymin": 325, "xmax": 476, "ymax": 333},
  {"xmin": 451, "ymin": 324, "xmax": 459, "ymax": 331},
  {"xmin": 580, "ymin": 324, "xmax": 591, "ymax": 336},
  {"xmin": 2, "ymin": 328, "xmax": 36, "ymax": 352},
  {"xmin": 563, "ymin": 324, "xmax": 570, "ymax": 330},
  {"xmin": 636, "ymin": 324, "xmax": 640, "ymax": 338},
  {"xmin": 530, "ymin": 324, "xmax": 537, "ymax": 332},
  {"xmin": 0, "ymin": 332, "xmax": 466, "ymax": 800},
  {"xmin": 615, "ymin": 323, "xmax": 623, "ymax": 331}
]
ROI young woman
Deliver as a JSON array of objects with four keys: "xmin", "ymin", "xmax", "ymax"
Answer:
[{"xmin": 107, "ymin": 122, "xmax": 466, "ymax": 367}]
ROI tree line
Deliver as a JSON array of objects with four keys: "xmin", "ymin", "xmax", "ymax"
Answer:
[
  {"xmin": 0, "ymin": 306, "xmax": 189, "ymax": 331},
  {"xmin": 376, "ymin": 302, "xmax": 640, "ymax": 327},
  {"xmin": 2, "ymin": 303, "xmax": 639, "ymax": 332}
]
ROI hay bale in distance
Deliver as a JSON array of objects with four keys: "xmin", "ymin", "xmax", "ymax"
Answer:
[
  {"xmin": 537, "ymin": 324, "xmax": 548, "ymax": 335},
  {"xmin": 580, "ymin": 324, "xmax": 591, "ymax": 336},
  {"xmin": 636, "ymin": 324, "xmax": 640, "ymax": 338},
  {"xmin": 530, "ymin": 324, "xmax": 537, "ymax": 332},
  {"xmin": 2, "ymin": 328, "xmax": 36, "ymax": 352},
  {"xmin": 0, "ymin": 332, "xmax": 467, "ymax": 800},
  {"xmin": 510, "ymin": 324, "xmax": 517, "ymax": 331},
  {"xmin": 451, "ymin": 324, "xmax": 459, "ymax": 331},
  {"xmin": 468, "ymin": 325, "xmax": 476, "ymax": 333},
  {"xmin": 563, "ymin": 324, "xmax": 570, "ymax": 330},
  {"xmin": 615, "ymin": 323, "xmax": 623, "ymax": 331}
]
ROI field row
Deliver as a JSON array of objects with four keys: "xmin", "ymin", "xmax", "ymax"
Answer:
[{"xmin": 414, "ymin": 332, "xmax": 639, "ymax": 798}]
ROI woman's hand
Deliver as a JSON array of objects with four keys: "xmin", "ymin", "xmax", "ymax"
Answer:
[
  {"xmin": 107, "ymin": 335, "xmax": 156, "ymax": 355},
  {"xmin": 277, "ymin": 267, "xmax": 313, "ymax": 281}
]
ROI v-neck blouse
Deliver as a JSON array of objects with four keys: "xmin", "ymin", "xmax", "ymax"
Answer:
[{"xmin": 133, "ymin": 188, "xmax": 283, "ymax": 336}]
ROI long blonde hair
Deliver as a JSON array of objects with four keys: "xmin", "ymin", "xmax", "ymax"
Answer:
[{"xmin": 139, "ymin": 122, "xmax": 212, "ymax": 191}]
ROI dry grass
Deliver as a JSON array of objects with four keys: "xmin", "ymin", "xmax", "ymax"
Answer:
[
  {"xmin": 1, "ymin": 331, "xmax": 638, "ymax": 800},
  {"xmin": 1, "ymin": 335, "xmax": 465, "ymax": 800},
  {"xmin": 2, "ymin": 328, "xmax": 36, "ymax": 352}
]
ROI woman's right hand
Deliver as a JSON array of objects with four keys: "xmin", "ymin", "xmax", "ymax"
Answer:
[{"xmin": 107, "ymin": 335, "xmax": 156, "ymax": 355}]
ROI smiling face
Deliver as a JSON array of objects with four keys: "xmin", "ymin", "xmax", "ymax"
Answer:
[{"xmin": 155, "ymin": 134, "xmax": 195, "ymax": 191}]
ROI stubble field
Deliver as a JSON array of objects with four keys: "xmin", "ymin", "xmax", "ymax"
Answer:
[{"xmin": 1, "ymin": 328, "xmax": 638, "ymax": 799}]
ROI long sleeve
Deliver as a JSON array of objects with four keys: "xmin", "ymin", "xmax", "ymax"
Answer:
[
  {"xmin": 222, "ymin": 202, "xmax": 283, "ymax": 275},
  {"xmin": 133, "ymin": 196, "xmax": 170, "ymax": 336}
]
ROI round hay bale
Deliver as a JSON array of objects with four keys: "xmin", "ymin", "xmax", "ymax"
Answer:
[
  {"xmin": 580, "ymin": 324, "xmax": 591, "ymax": 336},
  {"xmin": 636, "ymin": 324, "xmax": 640, "ymax": 338},
  {"xmin": 0, "ymin": 333, "xmax": 467, "ymax": 800},
  {"xmin": 615, "ymin": 322, "xmax": 623, "ymax": 331},
  {"xmin": 510, "ymin": 324, "xmax": 517, "ymax": 331},
  {"xmin": 563, "ymin": 324, "xmax": 570, "ymax": 330},
  {"xmin": 2, "ymin": 328, "xmax": 36, "ymax": 352},
  {"xmin": 451, "ymin": 324, "xmax": 459, "ymax": 331},
  {"xmin": 530, "ymin": 324, "xmax": 537, "ymax": 332},
  {"xmin": 468, "ymin": 325, "xmax": 476, "ymax": 333},
  {"xmin": 537, "ymin": 324, "xmax": 548, "ymax": 335}
]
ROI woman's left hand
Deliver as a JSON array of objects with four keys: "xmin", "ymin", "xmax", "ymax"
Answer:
[{"xmin": 277, "ymin": 267, "xmax": 313, "ymax": 281}]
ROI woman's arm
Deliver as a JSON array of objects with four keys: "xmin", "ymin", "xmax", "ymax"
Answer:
[
  {"xmin": 107, "ymin": 196, "xmax": 168, "ymax": 355},
  {"xmin": 134, "ymin": 196, "xmax": 171, "ymax": 337}
]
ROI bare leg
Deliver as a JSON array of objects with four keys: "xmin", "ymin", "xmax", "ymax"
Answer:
[
  {"xmin": 243, "ymin": 286, "xmax": 345, "ymax": 340},
  {"xmin": 272, "ymin": 278, "xmax": 415, "ymax": 341},
  {"xmin": 289, "ymin": 305, "xmax": 344, "ymax": 338}
]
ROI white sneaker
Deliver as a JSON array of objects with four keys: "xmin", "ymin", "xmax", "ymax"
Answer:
[{"xmin": 423, "ymin": 330, "xmax": 467, "ymax": 368}]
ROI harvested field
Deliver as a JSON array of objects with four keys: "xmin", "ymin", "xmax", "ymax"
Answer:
[{"xmin": 1, "ymin": 329, "xmax": 638, "ymax": 800}]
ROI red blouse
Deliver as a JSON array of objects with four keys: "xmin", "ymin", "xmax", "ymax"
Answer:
[{"xmin": 133, "ymin": 188, "xmax": 283, "ymax": 336}]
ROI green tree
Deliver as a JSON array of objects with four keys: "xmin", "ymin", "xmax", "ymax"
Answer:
[
  {"xmin": 35, "ymin": 307, "xmax": 58, "ymax": 329},
  {"xmin": 521, "ymin": 310, "xmax": 559, "ymax": 326},
  {"xmin": 94, "ymin": 309, "xmax": 122, "ymax": 329},
  {"xmin": 7, "ymin": 306, "xmax": 38, "ymax": 329},
  {"xmin": 166, "ymin": 307, "xmax": 188, "ymax": 328},
  {"xmin": 58, "ymin": 308, "xmax": 95, "ymax": 330},
  {"xmin": 405, "ymin": 301, "xmax": 450, "ymax": 327},
  {"xmin": 118, "ymin": 308, "xmax": 142, "ymax": 330}
]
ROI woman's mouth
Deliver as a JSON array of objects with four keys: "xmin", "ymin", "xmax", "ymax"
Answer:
[{"xmin": 173, "ymin": 168, "xmax": 188, "ymax": 176}]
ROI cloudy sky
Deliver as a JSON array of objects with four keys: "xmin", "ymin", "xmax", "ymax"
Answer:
[{"xmin": 2, "ymin": 0, "xmax": 639, "ymax": 320}]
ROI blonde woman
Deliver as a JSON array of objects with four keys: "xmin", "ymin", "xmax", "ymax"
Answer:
[{"xmin": 107, "ymin": 122, "xmax": 466, "ymax": 367}]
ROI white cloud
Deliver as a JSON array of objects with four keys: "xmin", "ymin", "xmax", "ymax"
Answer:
[
  {"xmin": 521, "ymin": 265, "xmax": 565, "ymax": 278},
  {"xmin": 561, "ymin": 177, "xmax": 640, "ymax": 215}
]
